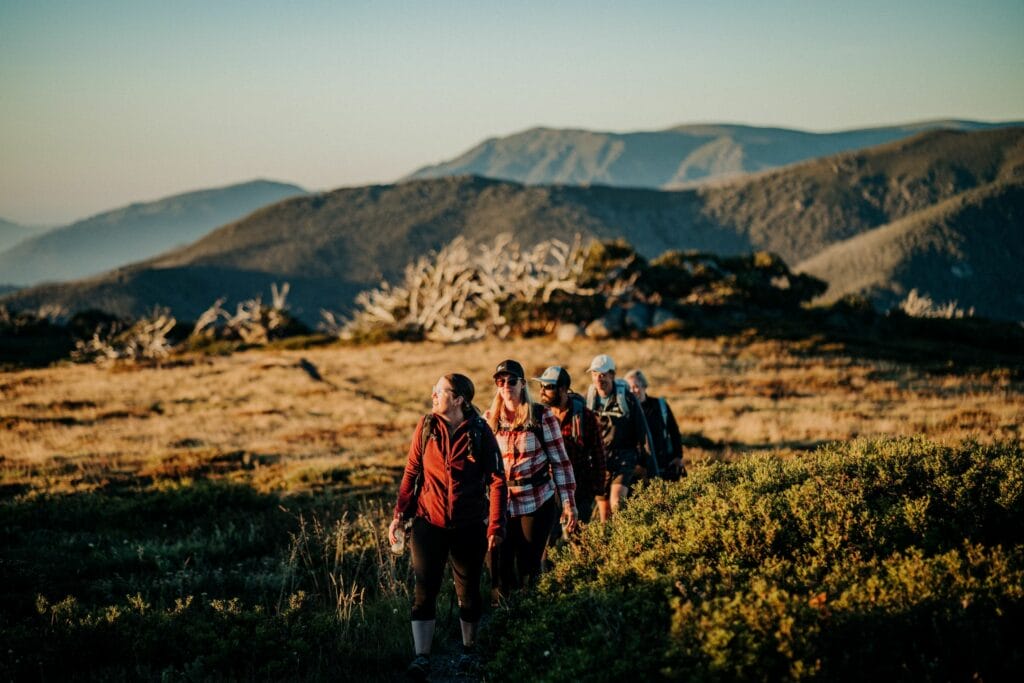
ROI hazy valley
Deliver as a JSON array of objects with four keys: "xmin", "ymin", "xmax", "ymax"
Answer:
[{"xmin": 0, "ymin": 180, "xmax": 306, "ymax": 288}]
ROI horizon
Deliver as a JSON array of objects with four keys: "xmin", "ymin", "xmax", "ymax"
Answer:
[{"xmin": 2, "ymin": 0, "xmax": 1023, "ymax": 226}]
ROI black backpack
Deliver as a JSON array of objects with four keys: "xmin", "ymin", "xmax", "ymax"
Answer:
[{"xmin": 566, "ymin": 392, "xmax": 587, "ymax": 446}]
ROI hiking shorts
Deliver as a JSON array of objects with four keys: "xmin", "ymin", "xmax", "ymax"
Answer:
[{"xmin": 597, "ymin": 449, "xmax": 638, "ymax": 498}]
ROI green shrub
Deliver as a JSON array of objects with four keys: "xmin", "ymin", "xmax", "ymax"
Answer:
[{"xmin": 485, "ymin": 438, "xmax": 1024, "ymax": 682}]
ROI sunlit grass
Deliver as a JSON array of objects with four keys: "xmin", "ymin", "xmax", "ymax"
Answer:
[{"xmin": 1, "ymin": 336, "xmax": 1021, "ymax": 679}]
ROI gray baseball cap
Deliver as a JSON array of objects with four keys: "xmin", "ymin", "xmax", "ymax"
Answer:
[{"xmin": 534, "ymin": 365, "xmax": 571, "ymax": 388}]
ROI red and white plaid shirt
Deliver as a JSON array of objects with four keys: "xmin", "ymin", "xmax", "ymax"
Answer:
[{"xmin": 486, "ymin": 405, "xmax": 576, "ymax": 517}]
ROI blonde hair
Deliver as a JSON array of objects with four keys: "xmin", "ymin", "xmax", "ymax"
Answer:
[{"xmin": 486, "ymin": 381, "xmax": 539, "ymax": 432}]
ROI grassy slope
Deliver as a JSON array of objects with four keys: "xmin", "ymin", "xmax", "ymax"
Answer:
[
  {"xmin": 796, "ymin": 181, "xmax": 1024, "ymax": 318},
  {"xmin": 1, "ymin": 337, "xmax": 1022, "ymax": 679}
]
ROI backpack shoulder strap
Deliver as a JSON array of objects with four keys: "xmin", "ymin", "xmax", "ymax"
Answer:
[
  {"xmin": 418, "ymin": 414, "xmax": 436, "ymax": 456},
  {"xmin": 468, "ymin": 415, "xmax": 503, "ymax": 473},
  {"xmin": 614, "ymin": 379, "xmax": 630, "ymax": 419},
  {"xmin": 658, "ymin": 397, "xmax": 671, "ymax": 445},
  {"xmin": 414, "ymin": 414, "xmax": 435, "ymax": 497},
  {"xmin": 568, "ymin": 392, "xmax": 586, "ymax": 442},
  {"xmin": 530, "ymin": 402, "xmax": 547, "ymax": 441}
]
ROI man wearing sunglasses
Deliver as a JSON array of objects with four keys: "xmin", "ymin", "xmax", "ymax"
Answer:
[{"xmin": 534, "ymin": 365, "xmax": 606, "ymax": 526}]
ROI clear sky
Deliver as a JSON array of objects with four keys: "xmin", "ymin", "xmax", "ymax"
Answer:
[{"xmin": 2, "ymin": 0, "xmax": 1022, "ymax": 226}]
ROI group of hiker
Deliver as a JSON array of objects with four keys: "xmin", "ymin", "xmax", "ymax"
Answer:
[{"xmin": 387, "ymin": 353, "xmax": 685, "ymax": 679}]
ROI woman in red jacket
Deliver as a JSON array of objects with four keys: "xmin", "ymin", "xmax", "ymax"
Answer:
[{"xmin": 389, "ymin": 373, "xmax": 507, "ymax": 680}]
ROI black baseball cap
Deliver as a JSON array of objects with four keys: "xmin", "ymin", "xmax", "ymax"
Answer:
[{"xmin": 493, "ymin": 359, "xmax": 525, "ymax": 380}]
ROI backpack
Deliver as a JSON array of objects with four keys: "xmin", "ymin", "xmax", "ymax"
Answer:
[
  {"xmin": 657, "ymin": 397, "xmax": 671, "ymax": 452},
  {"xmin": 585, "ymin": 380, "xmax": 658, "ymax": 476},
  {"xmin": 414, "ymin": 414, "xmax": 502, "ymax": 496},
  {"xmin": 566, "ymin": 391, "xmax": 587, "ymax": 446},
  {"xmin": 584, "ymin": 379, "xmax": 631, "ymax": 419}
]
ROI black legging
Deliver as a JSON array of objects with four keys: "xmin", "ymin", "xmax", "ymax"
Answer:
[
  {"xmin": 410, "ymin": 518, "xmax": 487, "ymax": 622},
  {"xmin": 491, "ymin": 495, "xmax": 558, "ymax": 592}
]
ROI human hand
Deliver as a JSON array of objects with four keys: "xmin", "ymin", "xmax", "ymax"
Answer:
[
  {"xmin": 388, "ymin": 518, "xmax": 401, "ymax": 545},
  {"xmin": 561, "ymin": 503, "xmax": 578, "ymax": 535},
  {"xmin": 487, "ymin": 534, "xmax": 502, "ymax": 551}
]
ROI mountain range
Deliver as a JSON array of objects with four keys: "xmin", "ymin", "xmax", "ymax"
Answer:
[
  {"xmin": 0, "ymin": 180, "xmax": 306, "ymax": 287},
  {"xmin": 0, "ymin": 218, "xmax": 47, "ymax": 255},
  {"xmin": 4, "ymin": 125, "xmax": 1022, "ymax": 324},
  {"xmin": 407, "ymin": 120, "xmax": 1021, "ymax": 189}
]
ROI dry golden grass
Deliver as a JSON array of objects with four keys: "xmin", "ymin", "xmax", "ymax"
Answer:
[{"xmin": 2, "ymin": 336, "xmax": 1021, "ymax": 496}]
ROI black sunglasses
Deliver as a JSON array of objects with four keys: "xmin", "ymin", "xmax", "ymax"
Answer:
[{"xmin": 495, "ymin": 376, "xmax": 521, "ymax": 387}]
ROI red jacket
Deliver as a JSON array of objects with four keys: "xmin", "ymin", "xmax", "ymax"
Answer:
[{"xmin": 394, "ymin": 414, "xmax": 507, "ymax": 539}]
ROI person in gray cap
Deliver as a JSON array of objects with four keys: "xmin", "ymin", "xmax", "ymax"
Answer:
[
  {"xmin": 533, "ymin": 365, "xmax": 606, "ymax": 526},
  {"xmin": 585, "ymin": 353, "xmax": 656, "ymax": 521}
]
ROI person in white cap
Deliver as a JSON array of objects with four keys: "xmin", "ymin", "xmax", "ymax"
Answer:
[{"xmin": 585, "ymin": 354, "xmax": 656, "ymax": 521}]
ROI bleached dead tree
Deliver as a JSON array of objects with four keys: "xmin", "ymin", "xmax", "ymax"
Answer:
[
  {"xmin": 898, "ymin": 289, "xmax": 974, "ymax": 319},
  {"xmin": 191, "ymin": 283, "xmax": 294, "ymax": 343},
  {"xmin": 35, "ymin": 304, "xmax": 71, "ymax": 325},
  {"xmin": 71, "ymin": 307, "xmax": 177, "ymax": 363},
  {"xmin": 337, "ymin": 233, "xmax": 592, "ymax": 342}
]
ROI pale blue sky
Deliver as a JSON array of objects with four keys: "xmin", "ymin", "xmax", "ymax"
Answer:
[{"xmin": 2, "ymin": 0, "xmax": 1022, "ymax": 225}]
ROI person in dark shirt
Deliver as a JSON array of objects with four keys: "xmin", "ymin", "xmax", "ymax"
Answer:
[
  {"xmin": 625, "ymin": 369, "xmax": 687, "ymax": 481},
  {"xmin": 534, "ymin": 365, "xmax": 606, "ymax": 525},
  {"xmin": 584, "ymin": 354, "xmax": 656, "ymax": 521}
]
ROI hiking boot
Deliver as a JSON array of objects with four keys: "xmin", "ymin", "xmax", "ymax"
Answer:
[{"xmin": 406, "ymin": 654, "xmax": 430, "ymax": 680}]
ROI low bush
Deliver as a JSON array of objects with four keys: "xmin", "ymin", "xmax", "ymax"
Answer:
[{"xmin": 485, "ymin": 438, "xmax": 1024, "ymax": 681}]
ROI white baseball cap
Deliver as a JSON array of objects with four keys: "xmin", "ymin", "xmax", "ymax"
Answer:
[{"xmin": 587, "ymin": 354, "xmax": 615, "ymax": 374}]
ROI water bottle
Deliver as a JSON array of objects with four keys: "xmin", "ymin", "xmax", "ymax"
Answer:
[{"xmin": 390, "ymin": 527, "xmax": 406, "ymax": 555}]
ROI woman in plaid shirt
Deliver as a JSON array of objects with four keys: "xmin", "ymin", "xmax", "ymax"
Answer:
[{"xmin": 484, "ymin": 359, "xmax": 577, "ymax": 597}]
